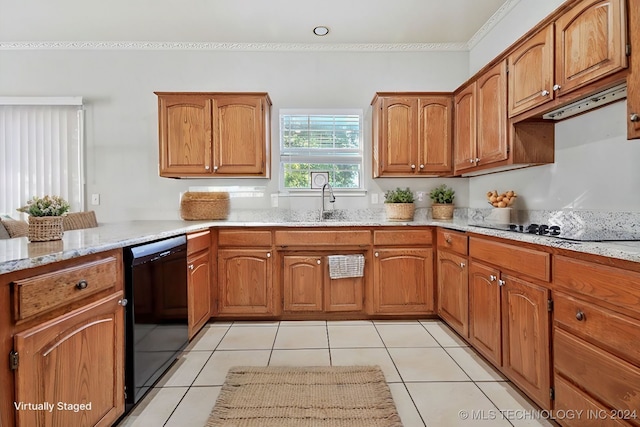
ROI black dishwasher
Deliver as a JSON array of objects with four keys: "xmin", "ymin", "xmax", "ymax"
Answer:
[{"xmin": 123, "ymin": 235, "xmax": 189, "ymax": 411}]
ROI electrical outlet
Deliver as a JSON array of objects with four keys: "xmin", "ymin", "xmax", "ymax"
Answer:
[
  {"xmin": 371, "ymin": 193, "xmax": 379, "ymax": 204},
  {"xmin": 91, "ymin": 194, "xmax": 100, "ymax": 205},
  {"xmin": 270, "ymin": 193, "xmax": 279, "ymax": 208}
]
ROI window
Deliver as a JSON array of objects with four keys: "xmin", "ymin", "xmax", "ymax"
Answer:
[
  {"xmin": 0, "ymin": 98, "xmax": 84, "ymax": 215},
  {"xmin": 279, "ymin": 109, "xmax": 363, "ymax": 191}
]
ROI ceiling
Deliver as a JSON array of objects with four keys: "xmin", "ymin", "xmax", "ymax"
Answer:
[{"xmin": 0, "ymin": 0, "xmax": 514, "ymax": 49}]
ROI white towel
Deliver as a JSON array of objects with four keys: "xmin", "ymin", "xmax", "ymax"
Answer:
[{"xmin": 327, "ymin": 255, "xmax": 365, "ymax": 279}]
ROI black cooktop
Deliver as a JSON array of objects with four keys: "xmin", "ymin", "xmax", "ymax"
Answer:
[{"xmin": 469, "ymin": 222, "xmax": 640, "ymax": 242}]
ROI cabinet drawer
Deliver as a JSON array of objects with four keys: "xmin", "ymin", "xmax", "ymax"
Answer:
[
  {"xmin": 437, "ymin": 228, "xmax": 467, "ymax": 255},
  {"xmin": 373, "ymin": 229, "xmax": 432, "ymax": 246},
  {"xmin": 275, "ymin": 230, "xmax": 370, "ymax": 247},
  {"xmin": 13, "ymin": 256, "xmax": 119, "ymax": 321},
  {"xmin": 554, "ymin": 256, "xmax": 640, "ymax": 314},
  {"xmin": 469, "ymin": 237, "xmax": 550, "ymax": 281},
  {"xmin": 218, "ymin": 229, "xmax": 272, "ymax": 247},
  {"xmin": 554, "ymin": 328, "xmax": 640, "ymax": 420},
  {"xmin": 554, "ymin": 292, "xmax": 640, "ymax": 366},
  {"xmin": 187, "ymin": 230, "xmax": 210, "ymax": 255}
]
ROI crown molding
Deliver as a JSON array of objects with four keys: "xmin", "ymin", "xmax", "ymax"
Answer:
[
  {"xmin": 0, "ymin": 41, "xmax": 470, "ymax": 52},
  {"xmin": 467, "ymin": 0, "xmax": 521, "ymax": 49}
]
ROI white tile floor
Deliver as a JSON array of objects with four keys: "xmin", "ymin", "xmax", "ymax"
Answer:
[{"xmin": 116, "ymin": 320, "xmax": 555, "ymax": 427}]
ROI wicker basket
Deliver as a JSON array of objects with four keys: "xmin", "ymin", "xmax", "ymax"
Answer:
[
  {"xmin": 431, "ymin": 203, "xmax": 454, "ymax": 220},
  {"xmin": 28, "ymin": 216, "xmax": 64, "ymax": 242},
  {"xmin": 384, "ymin": 203, "xmax": 415, "ymax": 221},
  {"xmin": 180, "ymin": 192, "xmax": 230, "ymax": 220}
]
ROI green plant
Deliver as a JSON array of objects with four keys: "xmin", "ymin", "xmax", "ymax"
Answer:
[
  {"xmin": 17, "ymin": 195, "xmax": 70, "ymax": 217},
  {"xmin": 384, "ymin": 187, "xmax": 415, "ymax": 204},
  {"xmin": 429, "ymin": 184, "xmax": 455, "ymax": 204}
]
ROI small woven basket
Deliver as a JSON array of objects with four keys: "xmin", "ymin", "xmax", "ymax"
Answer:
[
  {"xmin": 431, "ymin": 203, "xmax": 454, "ymax": 220},
  {"xmin": 384, "ymin": 203, "xmax": 415, "ymax": 221},
  {"xmin": 180, "ymin": 192, "xmax": 230, "ymax": 220},
  {"xmin": 28, "ymin": 216, "xmax": 64, "ymax": 242}
]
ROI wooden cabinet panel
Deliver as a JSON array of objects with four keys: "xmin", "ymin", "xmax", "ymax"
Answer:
[
  {"xmin": 476, "ymin": 61, "xmax": 508, "ymax": 165},
  {"xmin": 283, "ymin": 255, "xmax": 324, "ymax": 312},
  {"xmin": 469, "ymin": 261, "xmax": 501, "ymax": 366},
  {"xmin": 325, "ymin": 275, "xmax": 363, "ymax": 313},
  {"xmin": 373, "ymin": 229, "xmax": 432, "ymax": 246},
  {"xmin": 275, "ymin": 230, "xmax": 371, "ymax": 247},
  {"xmin": 628, "ymin": 0, "xmax": 640, "ymax": 139},
  {"xmin": 219, "ymin": 229, "xmax": 272, "ymax": 247},
  {"xmin": 158, "ymin": 94, "xmax": 212, "ymax": 176},
  {"xmin": 555, "ymin": 0, "xmax": 627, "ymax": 96},
  {"xmin": 469, "ymin": 237, "xmax": 550, "ymax": 282},
  {"xmin": 372, "ymin": 248, "xmax": 433, "ymax": 314},
  {"xmin": 14, "ymin": 293, "xmax": 125, "ymax": 427},
  {"xmin": 508, "ymin": 24, "xmax": 555, "ymax": 117},
  {"xmin": 554, "ymin": 328, "xmax": 640, "ymax": 422},
  {"xmin": 436, "ymin": 228, "xmax": 468, "ymax": 255},
  {"xmin": 453, "ymin": 83, "xmax": 476, "ymax": 173},
  {"xmin": 217, "ymin": 249, "xmax": 275, "ymax": 316},
  {"xmin": 187, "ymin": 248, "xmax": 211, "ymax": 339},
  {"xmin": 418, "ymin": 97, "xmax": 452, "ymax": 173},
  {"xmin": 437, "ymin": 250, "xmax": 468, "ymax": 338},
  {"xmin": 501, "ymin": 274, "xmax": 551, "ymax": 409}
]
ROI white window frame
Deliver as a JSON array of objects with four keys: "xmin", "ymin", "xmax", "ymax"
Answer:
[{"xmin": 279, "ymin": 108, "xmax": 365, "ymax": 195}]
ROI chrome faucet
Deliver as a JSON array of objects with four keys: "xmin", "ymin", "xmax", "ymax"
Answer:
[{"xmin": 321, "ymin": 183, "xmax": 336, "ymax": 219}]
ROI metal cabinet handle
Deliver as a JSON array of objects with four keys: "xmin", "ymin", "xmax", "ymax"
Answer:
[
  {"xmin": 374, "ymin": 252, "xmax": 379, "ymax": 257},
  {"xmin": 76, "ymin": 280, "xmax": 88, "ymax": 290},
  {"xmin": 475, "ymin": 158, "xmax": 480, "ymax": 163},
  {"xmin": 553, "ymin": 84, "xmax": 561, "ymax": 91},
  {"xmin": 631, "ymin": 113, "xmax": 639, "ymax": 122},
  {"xmin": 498, "ymin": 279, "xmax": 505, "ymax": 287},
  {"xmin": 575, "ymin": 311, "xmax": 585, "ymax": 321},
  {"xmin": 541, "ymin": 90, "xmax": 550, "ymax": 96},
  {"xmin": 411, "ymin": 164, "xmax": 416, "ymax": 169},
  {"xmin": 489, "ymin": 274, "xmax": 497, "ymax": 282},
  {"xmin": 213, "ymin": 166, "xmax": 219, "ymax": 171},
  {"xmin": 189, "ymin": 264, "xmax": 194, "ymax": 270},
  {"xmin": 445, "ymin": 237, "xmax": 452, "ymax": 244},
  {"xmin": 316, "ymin": 259, "xmax": 321, "ymax": 265},
  {"xmin": 205, "ymin": 165, "xmax": 210, "ymax": 170},
  {"xmin": 266, "ymin": 252, "xmax": 271, "ymax": 258},
  {"xmin": 419, "ymin": 164, "xmax": 424, "ymax": 169},
  {"xmin": 118, "ymin": 299, "xmax": 128, "ymax": 306},
  {"xmin": 460, "ymin": 262, "xmax": 466, "ymax": 268}
]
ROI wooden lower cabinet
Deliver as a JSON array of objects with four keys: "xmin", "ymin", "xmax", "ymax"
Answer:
[
  {"xmin": 217, "ymin": 248, "xmax": 276, "ymax": 316},
  {"xmin": 372, "ymin": 248, "xmax": 433, "ymax": 315},
  {"xmin": 468, "ymin": 261, "xmax": 502, "ymax": 366},
  {"xmin": 13, "ymin": 293, "xmax": 125, "ymax": 427},
  {"xmin": 436, "ymin": 250, "xmax": 468, "ymax": 337},
  {"xmin": 187, "ymin": 230, "xmax": 212, "ymax": 339},
  {"xmin": 501, "ymin": 274, "xmax": 551, "ymax": 409}
]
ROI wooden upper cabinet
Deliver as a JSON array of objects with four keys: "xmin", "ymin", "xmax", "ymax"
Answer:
[
  {"xmin": 555, "ymin": 0, "xmax": 627, "ymax": 96},
  {"xmin": 372, "ymin": 93, "xmax": 452, "ymax": 177},
  {"xmin": 508, "ymin": 24, "xmax": 555, "ymax": 117},
  {"xmin": 453, "ymin": 83, "xmax": 476, "ymax": 173},
  {"xmin": 156, "ymin": 92, "xmax": 271, "ymax": 178},
  {"xmin": 158, "ymin": 94, "xmax": 212, "ymax": 175},
  {"xmin": 627, "ymin": 0, "xmax": 640, "ymax": 139},
  {"xmin": 476, "ymin": 61, "xmax": 508, "ymax": 165}
]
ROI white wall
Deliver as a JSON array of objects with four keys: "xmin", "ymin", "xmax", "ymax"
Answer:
[
  {"xmin": 468, "ymin": 0, "xmax": 640, "ymax": 212},
  {"xmin": 0, "ymin": 49, "xmax": 469, "ymax": 221}
]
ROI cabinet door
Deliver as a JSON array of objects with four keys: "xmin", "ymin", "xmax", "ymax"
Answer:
[
  {"xmin": 469, "ymin": 261, "xmax": 502, "ymax": 366},
  {"xmin": 14, "ymin": 293, "xmax": 125, "ymax": 427},
  {"xmin": 627, "ymin": 1, "xmax": 640, "ymax": 139},
  {"xmin": 378, "ymin": 97, "xmax": 418, "ymax": 175},
  {"xmin": 158, "ymin": 94, "xmax": 212, "ymax": 176},
  {"xmin": 212, "ymin": 96, "xmax": 267, "ymax": 176},
  {"xmin": 555, "ymin": 0, "xmax": 627, "ymax": 96},
  {"xmin": 187, "ymin": 249, "xmax": 211, "ymax": 339},
  {"xmin": 283, "ymin": 255, "xmax": 324, "ymax": 312},
  {"xmin": 476, "ymin": 61, "xmax": 508, "ymax": 166},
  {"xmin": 372, "ymin": 248, "xmax": 433, "ymax": 314},
  {"xmin": 507, "ymin": 24, "xmax": 554, "ymax": 117},
  {"xmin": 437, "ymin": 250, "xmax": 469, "ymax": 338},
  {"xmin": 218, "ymin": 249, "xmax": 275, "ymax": 316},
  {"xmin": 501, "ymin": 274, "xmax": 551, "ymax": 409},
  {"xmin": 453, "ymin": 84, "xmax": 477, "ymax": 173},
  {"xmin": 417, "ymin": 96, "xmax": 452, "ymax": 174}
]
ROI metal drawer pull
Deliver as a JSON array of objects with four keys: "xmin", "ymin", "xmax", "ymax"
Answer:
[
  {"xmin": 575, "ymin": 311, "xmax": 585, "ymax": 321},
  {"xmin": 118, "ymin": 299, "xmax": 128, "ymax": 307},
  {"xmin": 489, "ymin": 274, "xmax": 497, "ymax": 281},
  {"xmin": 445, "ymin": 237, "xmax": 452, "ymax": 244},
  {"xmin": 76, "ymin": 280, "xmax": 88, "ymax": 290},
  {"xmin": 498, "ymin": 279, "xmax": 505, "ymax": 286},
  {"xmin": 266, "ymin": 252, "xmax": 271, "ymax": 258},
  {"xmin": 375, "ymin": 252, "xmax": 379, "ymax": 257},
  {"xmin": 631, "ymin": 113, "xmax": 639, "ymax": 122},
  {"xmin": 189, "ymin": 264, "xmax": 194, "ymax": 270},
  {"xmin": 541, "ymin": 90, "xmax": 550, "ymax": 96},
  {"xmin": 316, "ymin": 259, "xmax": 321, "ymax": 265},
  {"xmin": 460, "ymin": 262, "xmax": 466, "ymax": 268}
]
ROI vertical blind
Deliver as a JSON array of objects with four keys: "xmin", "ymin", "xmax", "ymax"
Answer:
[{"xmin": 0, "ymin": 98, "xmax": 84, "ymax": 216}]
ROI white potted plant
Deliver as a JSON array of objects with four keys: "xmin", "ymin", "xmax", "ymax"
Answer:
[{"xmin": 18, "ymin": 195, "xmax": 70, "ymax": 241}]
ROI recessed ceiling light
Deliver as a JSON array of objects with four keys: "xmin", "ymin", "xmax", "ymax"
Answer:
[{"xmin": 313, "ymin": 26, "xmax": 329, "ymax": 36}]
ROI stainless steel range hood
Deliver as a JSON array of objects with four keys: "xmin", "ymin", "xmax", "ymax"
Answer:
[{"xmin": 542, "ymin": 83, "xmax": 627, "ymax": 120}]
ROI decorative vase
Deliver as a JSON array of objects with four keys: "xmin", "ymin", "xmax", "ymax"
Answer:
[
  {"xmin": 385, "ymin": 203, "xmax": 415, "ymax": 221},
  {"xmin": 431, "ymin": 203, "xmax": 454, "ymax": 220},
  {"xmin": 28, "ymin": 216, "xmax": 64, "ymax": 242}
]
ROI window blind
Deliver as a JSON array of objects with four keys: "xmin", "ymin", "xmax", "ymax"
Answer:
[{"xmin": 0, "ymin": 99, "xmax": 84, "ymax": 216}]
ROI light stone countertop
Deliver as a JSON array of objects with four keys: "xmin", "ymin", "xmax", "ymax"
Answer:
[{"xmin": 1, "ymin": 213, "xmax": 640, "ymax": 275}]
